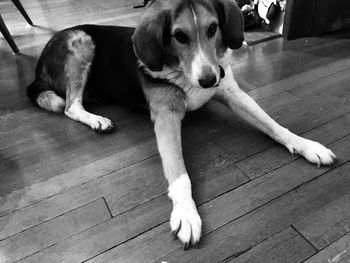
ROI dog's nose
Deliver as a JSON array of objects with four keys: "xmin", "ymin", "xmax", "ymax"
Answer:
[{"xmin": 198, "ymin": 66, "xmax": 217, "ymax": 89}]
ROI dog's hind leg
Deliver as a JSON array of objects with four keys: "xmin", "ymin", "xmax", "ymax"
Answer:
[{"xmin": 64, "ymin": 31, "xmax": 114, "ymax": 133}]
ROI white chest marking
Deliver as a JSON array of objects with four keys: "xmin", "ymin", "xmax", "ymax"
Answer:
[{"xmin": 184, "ymin": 87, "xmax": 216, "ymax": 111}]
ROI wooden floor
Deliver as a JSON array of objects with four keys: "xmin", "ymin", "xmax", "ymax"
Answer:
[{"xmin": 1, "ymin": 1, "xmax": 350, "ymax": 262}]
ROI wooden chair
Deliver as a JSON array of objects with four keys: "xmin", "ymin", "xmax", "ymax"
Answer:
[{"xmin": 0, "ymin": 0, "xmax": 33, "ymax": 53}]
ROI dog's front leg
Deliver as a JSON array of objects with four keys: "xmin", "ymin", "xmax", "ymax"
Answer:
[
  {"xmin": 215, "ymin": 66, "xmax": 336, "ymax": 166},
  {"xmin": 150, "ymin": 97, "xmax": 201, "ymax": 249}
]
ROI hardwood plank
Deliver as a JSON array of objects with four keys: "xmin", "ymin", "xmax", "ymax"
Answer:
[
  {"xmin": 0, "ymin": 149, "xmax": 247, "ymax": 240},
  {"xmin": 16, "ymin": 196, "xmax": 172, "ymax": 263},
  {"xmin": 4, "ymin": 97, "xmax": 350, "ymax": 259},
  {"xmin": 236, "ymin": 113, "xmax": 350, "ymax": 179},
  {"xmin": 254, "ymin": 91, "xmax": 299, "ymax": 112},
  {"xmin": 0, "ymin": 139, "xmax": 158, "ymax": 217},
  {"xmin": 232, "ymin": 32, "xmax": 345, "ymax": 71},
  {"xmin": 70, "ymin": 135, "xmax": 350, "ymax": 263},
  {"xmin": 15, "ymin": 163, "xmax": 246, "ymax": 263},
  {"xmin": 288, "ymin": 67, "xmax": 350, "ymax": 98},
  {"xmin": 256, "ymin": 80, "xmax": 350, "ymax": 133},
  {"xmin": 303, "ymin": 232, "xmax": 350, "ymax": 263},
  {"xmin": 160, "ymin": 162, "xmax": 350, "ymax": 263},
  {"xmin": 293, "ymin": 193, "xmax": 350, "ymax": 250},
  {"xmin": 0, "ymin": 156, "xmax": 163, "ymax": 240},
  {"xmin": 246, "ymin": 57, "xmax": 350, "ymax": 101},
  {"xmin": 226, "ymin": 228, "xmax": 316, "ymax": 263},
  {"xmin": 12, "ymin": 157, "xmax": 247, "ymax": 262},
  {"xmin": 84, "ymin": 159, "xmax": 350, "ymax": 263},
  {"xmin": 234, "ymin": 40, "xmax": 350, "ymax": 88},
  {"xmin": 85, "ymin": 223, "xmax": 175, "ymax": 263},
  {"xmin": 0, "ymin": 198, "xmax": 110, "ymax": 263}
]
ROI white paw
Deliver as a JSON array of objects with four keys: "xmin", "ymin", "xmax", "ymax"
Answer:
[
  {"xmin": 170, "ymin": 198, "xmax": 202, "ymax": 249},
  {"xmin": 286, "ymin": 137, "xmax": 336, "ymax": 167},
  {"xmin": 88, "ymin": 115, "xmax": 114, "ymax": 133}
]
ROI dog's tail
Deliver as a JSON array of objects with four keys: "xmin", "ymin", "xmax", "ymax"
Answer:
[{"xmin": 27, "ymin": 79, "xmax": 65, "ymax": 113}]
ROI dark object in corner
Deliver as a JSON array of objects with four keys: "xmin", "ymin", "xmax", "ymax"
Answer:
[
  {"xmin": 283, "ymin": 0, "xmax": 350, "ymax": 40},
  {"xmin": 243, "ymin": 8, "xmax": 260, "ymax": 30},
  {"xmin": 235, "ymin": 0, "xmax": 260, "ymax": 30}
]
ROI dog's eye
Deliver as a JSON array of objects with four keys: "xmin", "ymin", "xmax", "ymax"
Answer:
[
  {"xmin": 207, "ymin": 23, "xmax": 217, "ymax": 38},
  {"xmin": 174, "ymin": 31, "xmax": 189, "ymax": 44}
]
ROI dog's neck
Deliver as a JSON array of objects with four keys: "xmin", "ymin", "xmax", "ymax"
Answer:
[
  {"xmin": 138, "ymin": 49, "xmax": 233, "ymax": 93},
  {"xmin": 138, "ymin": 61, "xmax": 193, "ymax": 92}
]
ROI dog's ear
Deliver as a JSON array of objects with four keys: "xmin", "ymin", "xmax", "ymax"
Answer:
[
  {"xmin": 215, "ymin": 0, "xmax": 244, "ymax": 49},
  {"xmin": 132, "ymin": 10, "xmax": 171, "ymax": 71}
]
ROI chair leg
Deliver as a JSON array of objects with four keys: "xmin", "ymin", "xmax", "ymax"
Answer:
[
  {"xmin": 0, "ymin": 14, "xmax": 19, "ymax": 53},
  {"xmin": 11, "ymin": 0, "xmax": 33, "ymax": 26}
]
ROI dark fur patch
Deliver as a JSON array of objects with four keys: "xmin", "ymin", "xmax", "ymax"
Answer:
[
  {"xmin": 214, "ymin": 0, "xmax": 244, "ymax": 49},
  {"xmin": 132, "ymin": 10, "xmax": 172, "ymax": 71}
]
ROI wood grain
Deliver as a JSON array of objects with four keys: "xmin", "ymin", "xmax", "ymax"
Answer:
[
  {"xmin": 226, "ymin": 228, "xmax": 316, "ymax": 263},
  {"xmin": 293, "ymin": 193, "xmax": 350, "ymax": 250},
  {"xmin": 0, "ymin": 198, "xmax": 110, "ymax": 263},
  {"xmin": 303, "ymin": 232, "xmax": 350, "ymax": 263},
  {"xmin": 161, "ymin": 161, "xmax": 350, "ymax": 263},
  {"xmin": 0, "ymin": 139, "xmax": 158, "ymax": 217},
  {"xmin": 247, "ymin": 57, "xmax": 350, "ymax": 101},
  {"xmin": 75, "ymin": 135, "xmax": 350, "ymax": 263}
]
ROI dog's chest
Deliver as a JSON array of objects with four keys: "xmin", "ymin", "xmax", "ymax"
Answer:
[
  {"xmin": 182, "ymin": 86, "xmax": 216, "ymax": 111},
  {"xmin": 142, "ymin": 65, "xmax": 216, "ymax": 111}
]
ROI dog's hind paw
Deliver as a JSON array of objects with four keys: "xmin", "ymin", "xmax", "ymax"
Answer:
[
  {"xmin": 170, "ymin": 198, "xmax": 202, "ymax": 249},
  {"xmin": 285, "ymin": 136, "xmax": 336, "ymax": 167}
]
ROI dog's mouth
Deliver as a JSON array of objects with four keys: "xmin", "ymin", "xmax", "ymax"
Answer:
[
  {"xmin": 219, "ymin": 65, "xmax": 225, "ymax": 79},
  {"xmin": 214, "ymin": 65, "xmax": 225, "ymax": 87}
]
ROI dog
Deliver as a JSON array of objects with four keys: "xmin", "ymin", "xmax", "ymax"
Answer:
[{"xmin": 27, "ymin": 0, "xmax": 336, "ymax": 250}]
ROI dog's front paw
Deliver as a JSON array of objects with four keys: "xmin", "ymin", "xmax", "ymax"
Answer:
[
  {"xmin": 170, "ymin": 198, "xmax": 202, "ymax": 249},
  {"xmin": 89, "ymin": 115, "xmax": 114, "ymax": 133},
  {"xmin": 168, "ymin": 174, "xmax": 202, "ymax": 249},
  {"xmin": 286, "ymin": 136, "xmax": 336, "ymax": 167}
]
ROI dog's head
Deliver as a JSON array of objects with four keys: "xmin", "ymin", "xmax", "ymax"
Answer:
[{"xmin": 132, "ymin": 0, "xmax": 244, "ymax": 88}]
